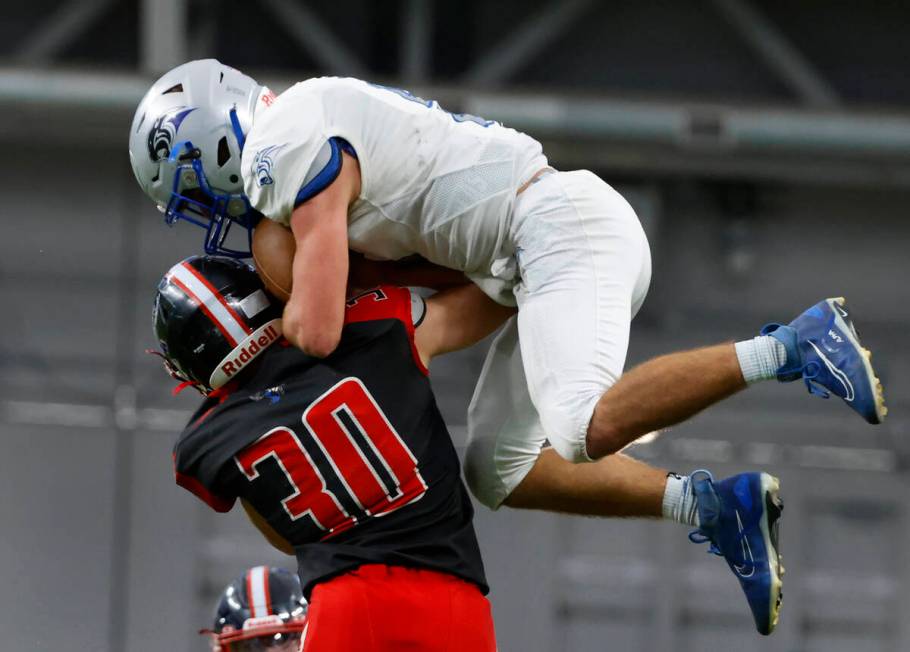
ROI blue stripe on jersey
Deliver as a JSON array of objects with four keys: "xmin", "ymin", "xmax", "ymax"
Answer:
[
  {"xmin": 337, "ymin": 138, "xmax": 358, "ymax": 159},
  {"xmin": 293, "ymin": 137, "xmax": 357, "ymax": 208}
]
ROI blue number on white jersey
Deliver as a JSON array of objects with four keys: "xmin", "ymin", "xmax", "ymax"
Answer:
[{"xmin": 370, "ymin": 83, "xmax": 495, "ymax": 128}]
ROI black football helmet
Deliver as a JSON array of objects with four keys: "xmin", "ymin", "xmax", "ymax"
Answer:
[
  {"xmin": 203, "ymin": 566, "xmax": 308, "ymax": 652},
  {"xmin": 153, "ymin": 255, "xmax": 282, "ymax": 393}
]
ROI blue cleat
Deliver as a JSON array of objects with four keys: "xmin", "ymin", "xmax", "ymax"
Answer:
[
  {"xmin": 762, "ymin": 297, "xmax": 887, "ymax": 424},
  {"xmin": 689, "ymin": 471, "xmax": 784, "ymax": 636}
]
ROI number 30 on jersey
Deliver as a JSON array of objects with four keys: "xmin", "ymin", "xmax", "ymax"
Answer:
[{"xmin": 235, "ymin": 377, "xmax": 428, "ymax": 538}]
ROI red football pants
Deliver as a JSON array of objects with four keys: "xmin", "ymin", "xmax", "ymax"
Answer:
[{"xmin": 302, "ymin": 564, "xmax": 496, "ymax": 651}]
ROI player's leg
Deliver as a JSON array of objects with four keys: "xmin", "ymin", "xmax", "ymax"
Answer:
[
  {"xmin": 586, "ymin": 297, "xmax": 887, "ymax": 457},
  {"xmin": 511, "ymin": 169, "xmax": 652, "ymax": 463},
  {"xmin": 503, "ymin": 448, "xmax": 664, "ymax": 516},
  {"xmin": 586, "ymin": 343, "xmax": 746, "ymax": 458},
  {"xmin": 463, "ymin": 321, "xmax": 783, "ymax": 634},
  {"xmin": 438, "ymin": 572, "xmax": 497, "ymax": 652},
  {"xmin": 362, "ymin": 566, "xmax": 495, "ymax": 652},
  {"xmin": 512, "ymin": 171, "xmax": 886, "ymax": 463},
  {"xmin": 303, "ymin": 565, "xmax": 495, "ymax": 651},
  {"xmin": 504, "ymin": 448, "xmax": 784, "ymax": 635},
  {"xmin": 302, "ymin": 572, "xmax": 378, "ymax": 651},
  {"xmin": 586, "ymin": 300, "xmax": 887, "ymax": 457},
  {"xmin": 464, "ymin": 316, "xmax": 550, "ymax": 510}
]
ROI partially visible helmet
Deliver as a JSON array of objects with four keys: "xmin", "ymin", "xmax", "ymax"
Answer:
[
  {"xmin": 152, "ymin": 255, "xmax": 282, "ymax": 393},
  {"xmin": 204, "ymin": 566, "xmax": 308, "ymax": 652},
  {"xmin": 129, "ymin": 59, "xmax": 274, "ymax": 257}
]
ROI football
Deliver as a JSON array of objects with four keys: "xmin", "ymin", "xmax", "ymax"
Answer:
[{"xmin": 252, "ymin": 218, "xmax": 295, "ymax": 302}]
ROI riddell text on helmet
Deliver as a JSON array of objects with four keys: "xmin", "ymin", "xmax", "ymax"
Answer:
[{"xmin": 221, "ymin": 324, "xmax": 280, "ymax": 377}]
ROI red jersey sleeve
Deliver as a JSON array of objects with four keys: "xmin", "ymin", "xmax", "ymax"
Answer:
[{"xmin": 344, "ymin": 286, "xmax": 428, "ymax": 376}]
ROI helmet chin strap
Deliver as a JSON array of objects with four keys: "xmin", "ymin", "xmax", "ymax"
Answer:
[
  {"xmin": 145, "ymin": 349, "xmax": 208, "ymax": 395},
  {"xmin": 173, "ymin": 380, "xmax": 203, "ymax": 396}
]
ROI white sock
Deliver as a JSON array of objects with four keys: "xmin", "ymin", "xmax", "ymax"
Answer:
[
  {"xmin": 662, "ymin": 473, "xmax": 699, "ymax": 527},
  {"xmin": 735, "ymin": 335, "xmax": 788, "ymax": 384}
]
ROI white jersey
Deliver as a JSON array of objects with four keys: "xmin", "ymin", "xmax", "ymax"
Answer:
[{"xmin": 241, "ymin": 77, "xmax": 547, "ymax": 303}]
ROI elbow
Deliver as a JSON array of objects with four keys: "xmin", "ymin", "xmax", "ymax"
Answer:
[
  {"xmin": 285, "ymin": 325, "xmax": 340, "ymax": 358},
  {"xmin": 303, "ymin": 334, "xmax": 340, "ymax": 358},
  {"xmin": 282, "ymin": 296, "xmax": 344, "ymax": 357}
]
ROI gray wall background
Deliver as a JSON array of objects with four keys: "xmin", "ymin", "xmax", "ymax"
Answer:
[{"xmin": 2, "ymin": 1, "xmax": 910, "ymax": 650}]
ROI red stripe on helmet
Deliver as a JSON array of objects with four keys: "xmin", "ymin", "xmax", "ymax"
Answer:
[
  {"xmin": 262, "ymin": 565, "xmax": 273, "ymax": 615},
  {"xmin": 181, "ymin": 261, "xmax": 252, "ymax": 335},
  {"xmin": 170, "ymin": 275, "xmax": 238, "ymax": 347},
  {"xmin": 245, "ymin": 569, "xmax": 257, "ymax": 617}
]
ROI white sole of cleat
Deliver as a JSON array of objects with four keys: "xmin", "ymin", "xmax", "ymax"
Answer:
[
  {"xmin": 827, "ymin": 297, "xmax": 887, "ymax": 423},
  {"xmin": 759, "ymin": 473, "xmax": 784, "ymax": 635}
]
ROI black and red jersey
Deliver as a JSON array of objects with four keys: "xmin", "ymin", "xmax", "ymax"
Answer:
[{"xmin": 173, "ymin": 286, "xmax": 487, "ymax": 597}]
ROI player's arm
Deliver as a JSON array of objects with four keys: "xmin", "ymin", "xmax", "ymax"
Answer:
[
  {"xmin": 283, "ymin": 152, "xmax": 361, "ymax": 357},
  {"xmin": 253, "ymin": 222, "xmax": 469, "ymax": 301},
  {"xmin": 241, "ymin": 499, "xmax": 295, "ymax": 556},
  {"xmin": 414, "ymin": 283, "xmax": 516, "ymax": 367}
]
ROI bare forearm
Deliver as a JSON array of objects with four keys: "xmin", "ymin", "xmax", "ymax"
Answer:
[
  {"xmin": 283, "ymin": 154, "xmax": 359, "ymax": 356},
  {"xmin": 503, "ymin": 448, "xmax": 666, "ymax": 518},
  {"xmin": 429, "ymin": 284, "xmax": 515, "ymax": 354},
  {"xmin": 416, "ymin": 283, "xmax": 516, "ymax": 363},
  {"xmin": 284, "ymin": 248, "xmax": 347, "ymax": 355},
  {"xmin": 285, "ymin": 200, "xmax": 350, "ymax": 356},
  {"xmin": 450, "ymin": 289, "xmax": 516, "ymax": 348}
]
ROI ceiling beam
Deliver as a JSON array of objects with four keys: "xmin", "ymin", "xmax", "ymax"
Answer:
[
  {"xmin": 258, "ymin": 0, "xmax": 367, "ymax": 77},
  {"xmin": 2, "ymin": 68, "xmax": 910, "ymax": 186},
  {"xmin": 140, "ymin": 0, "xmax": 188, "ymax": 73},
  {"xmin": 463, "ymin": 0, "xmax": 595, "ymax": 86},
  {"xmin": 15, "ymin": 0, "xmax": 115, "ymax": 64},
  {"xmin": 708, "ymin": 0, "xmax": 840, "ymax": 108},
  {"xmin": 401, "ymin": 0, "xmax": 433, "ymax": 83}
]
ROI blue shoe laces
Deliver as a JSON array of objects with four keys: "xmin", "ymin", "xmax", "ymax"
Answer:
[
  {"xmin": 687, "ymin": 472, "xmax": 763, "ymax": 573},
  {"xmin": 687, "ymin": 471, "xmax": 725, "ymax": 555},
  {"xmin": 801, "ymin": 359, "xmax": 830, "ymax": 398},
  {"xmin": 687, "ymin": 530, "xmax": 722, "ymax": 556}
]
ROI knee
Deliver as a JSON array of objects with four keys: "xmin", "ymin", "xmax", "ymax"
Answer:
[
  {"xmin": 582, "ymin": 392, "xmax": 638, "ymax": 459},
  {"xmin": 463, "ymin": 427, "xmax": 542, "ymax": 511},
  {"xmin": 583, "ymin": 418, "xmax": 626, "ymax": 459},
  {"xmin": 463, "ymin": 435, "xmax": 505, "ymax": 510},
  {"xmin": 537, "ymin": 395, "xmax": 600, "ymax": 464},
  {"xmin": 546, "ymin": 431, "xmax": 587, "ymax": 464}
]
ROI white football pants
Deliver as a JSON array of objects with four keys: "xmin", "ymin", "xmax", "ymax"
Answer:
[{"xmin": 464, "ymin": 170, "xmax": 652, "ymax": 509}]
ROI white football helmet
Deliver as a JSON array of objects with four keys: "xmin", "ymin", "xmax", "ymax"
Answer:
[{"xmin": 129, "ymin": 59, "xmax": 273, "ymax": 257}]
